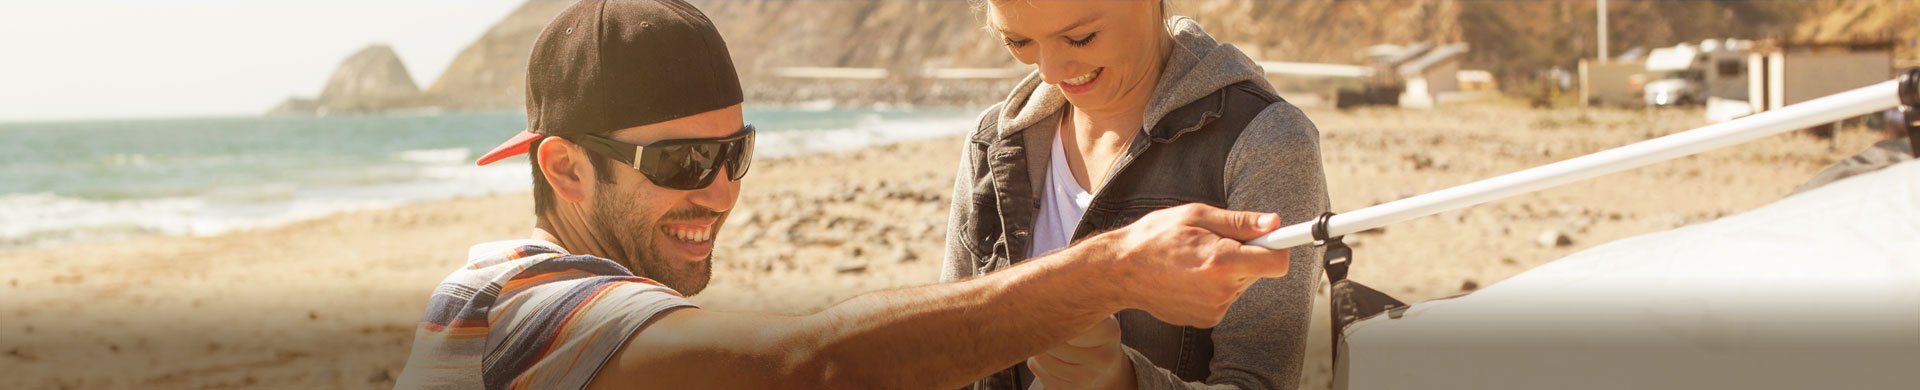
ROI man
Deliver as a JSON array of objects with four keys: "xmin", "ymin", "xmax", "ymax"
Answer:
[{"xmin": 394, "ymin": 1, "xmax": 1293, "ymax": 388}]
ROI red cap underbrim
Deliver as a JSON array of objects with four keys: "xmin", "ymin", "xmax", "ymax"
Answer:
[{"xmin": 475, "ymin": 130, "xmax": 545, "ymax": 166}]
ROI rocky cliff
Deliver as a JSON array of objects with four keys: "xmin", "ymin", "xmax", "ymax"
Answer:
[
  {"xmin": 1794, "ymin": 0, "xmax": 1920, "ymax": 68},
  {"xmin": 274, "ymin": 0, "xmax": 1908, "ymax": 115},
  {"xmin": 423, "ymin": 0, "xmax": 575, "ymax": 110},
  {"xmin": 274, "ymin": 0, "xmax": 1467, "ymax": 114}
]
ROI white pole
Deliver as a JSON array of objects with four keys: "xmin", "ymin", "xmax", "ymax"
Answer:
[
  {"xmin": 1597, "ymin": 0, "xmax": 1609, "ymax": 63},
  {"xmin": 1247, "ymin": 79, "xmax": 1901, "ymax": 250}
]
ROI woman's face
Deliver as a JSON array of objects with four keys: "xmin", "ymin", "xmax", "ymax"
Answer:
[{"xmin": 988, "ymin": 0, "xmax": 1164, "ymax": 112}]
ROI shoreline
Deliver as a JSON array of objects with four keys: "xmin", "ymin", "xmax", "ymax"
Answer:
[
  {"xmin": 0, "ymin": 104, "xmax": 1890, "ymax": 389},
  {"xmin": 0, "ymin": 109, "xmax": 978, "ymax": 251}
]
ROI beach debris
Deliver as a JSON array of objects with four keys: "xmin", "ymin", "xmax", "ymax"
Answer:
[
  {"xmin": 1664, "ymin": 214, "xmax": 1691, "ymax": 228},
  {"xmin": 50, "ymin": 274, "xmax": 83, "ymax": 285},
  {"xmin": 1562, "ymin": 216, "xmax": 1595, "ymax": 234},
  {"xmin": 5, "ymin": 348, "xmax": 35, "ymax": 362},
  {"xmin": 772, "ymin": 218, "xmax": 805, "ymax": 242},
  {"xmin": 368, "ymin": 368, "xmax": 394, "ymax": 384},
  {"xmin": 1536, "ymin": 229, "xmax": 1574, "ymax": 247},
  {"xmin": 735, "ymin": 228, "xmax": 764, "ymax": 247},
  {"xmin": 1483, "ymin": 223, "xmax": 1511, "ymax": 237},
  {"xmin": 833, "ymin": 260, "xmax": 868, "ymax": 274},
  {"xmin": 1402, "ymin": 152, "xmax": 1448, "ymax": 171}
]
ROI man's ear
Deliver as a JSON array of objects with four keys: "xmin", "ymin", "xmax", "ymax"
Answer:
[{"xmin": 536, "ymin": 137, "xmax": 592, "ymax": 204}]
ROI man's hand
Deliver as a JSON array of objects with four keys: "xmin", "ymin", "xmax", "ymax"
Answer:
[
  {"xmin": 1028, "ymin": 315, "xmax": 1133, "ymax": 390},
  {"xmin": 589, "ymin": 203, "xmax": 1288, "ymax": 389},
  {"xmin": 1083, "ymin": 204, "xmax": 1290, "ymax": 328}
]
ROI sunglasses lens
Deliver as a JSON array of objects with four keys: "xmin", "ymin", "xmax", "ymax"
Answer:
[
  {"xmin": 640, "ymin": 143, "xmax": 722, "ymax": 190},
  {"xmin": 728, "ymin": 133, "xmax": 753, "ymax": 181},
  {"xmin": 633, "ymin": 127, "xmax": 753, "ymax": 190}
]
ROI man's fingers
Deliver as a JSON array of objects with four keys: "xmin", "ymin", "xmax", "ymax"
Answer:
[
  {"xmin": 1048, "ymin": 342, "xmax": 1113, "ymax": 366},
  {"xmin": 1064, "ymin": 315, "xmax": 1120, "ymax": 348},
  {"xmin": 1182, "ymin": 205, "xmax": 1279, "ymax": 241},
  {"xmin": 1212, "ymin": 239, "xmax": 1292, "ymax": 278},
  {"xmin": 1026, "ymin": 355, "xmax": 1074, "ymax": 386}
]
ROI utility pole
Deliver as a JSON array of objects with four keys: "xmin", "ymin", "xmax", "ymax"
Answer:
[{"xmin": 1597, "ymin": 0, "xmax": 1609, "ymax": 63}]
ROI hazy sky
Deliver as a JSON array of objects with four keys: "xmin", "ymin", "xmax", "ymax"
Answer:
[{"xmin": 0, "ymin": 0, "xmax": 527, "ymax": 122}]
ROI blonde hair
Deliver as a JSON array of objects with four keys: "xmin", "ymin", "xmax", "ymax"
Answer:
[{"xmin": 972, "ymin": 0, "xmax": 1177, "ymax": 34}]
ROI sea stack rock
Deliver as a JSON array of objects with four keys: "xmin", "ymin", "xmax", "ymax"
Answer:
[
  {"xmin": 316, "ymin": 45, "xmax": 422, "ymax": 114},
  {"xmin": 320, "ymin": 45, "xmax": 420, "ymax": 105},
  {"xmin": 270, "ymin": 44, "xmax": 423, "ymax": 116}
]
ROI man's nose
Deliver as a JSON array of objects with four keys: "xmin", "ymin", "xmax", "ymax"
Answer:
[{"xmin": 687, "ymin": 166, "xmax": 739, "ymax": 213}]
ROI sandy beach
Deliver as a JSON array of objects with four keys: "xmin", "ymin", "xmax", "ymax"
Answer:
[{"xmin": 0, "ymin": 103, "xmax": 1888, "ymax": 389}]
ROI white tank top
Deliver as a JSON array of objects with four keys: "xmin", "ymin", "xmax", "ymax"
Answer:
[{"xmin": 1029, "ymin": 129, "xmax": 1095, "ymax": 258}]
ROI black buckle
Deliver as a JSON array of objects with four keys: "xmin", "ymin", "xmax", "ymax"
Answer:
[
  {"xmin": 1313, "ymin": 212, "xmax": 1351, "ymax": 283},
  {"xmin": 1312, "ymin": 211, "xmax": 1408, "ymax": 374}
]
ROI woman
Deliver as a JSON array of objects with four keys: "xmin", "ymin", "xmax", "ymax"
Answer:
[{"xmin": 940, "ymin": 1, "xmax": 1329, "ymax": 389}]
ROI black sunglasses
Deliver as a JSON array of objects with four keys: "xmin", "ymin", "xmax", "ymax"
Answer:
[{"xmin": 564, "ymin": 125, "xmax": 755, "ymax": 190}]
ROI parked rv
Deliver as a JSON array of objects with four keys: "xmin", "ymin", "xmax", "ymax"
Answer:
[{"xmin": 1644, "ymin": 69, "xmax": 1705, "ymax": 107}]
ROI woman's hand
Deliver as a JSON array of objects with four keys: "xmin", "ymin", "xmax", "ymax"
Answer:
[{"xmin": 1028, "ymin": 315, "xmax": 1135, "ymax": 390}]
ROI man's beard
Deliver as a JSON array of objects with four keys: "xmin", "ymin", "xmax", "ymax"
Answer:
[{"xmin": 589, "ymin": 185, "xmax": 717, "ymax": 296}]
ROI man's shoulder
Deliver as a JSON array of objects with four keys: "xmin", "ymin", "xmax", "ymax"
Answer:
[
  {"xmin": 439, "ymin": 239, "xmax": 688, "ymax": 325},
  {"xmin": 395, "ymin": 240, "xmax": 695, "ymax": 389}
]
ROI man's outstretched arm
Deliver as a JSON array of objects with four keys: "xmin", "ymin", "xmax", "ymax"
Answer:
[{"xmin": 589, "ymin": 204, "xmax": 1292, "ymax": 389}]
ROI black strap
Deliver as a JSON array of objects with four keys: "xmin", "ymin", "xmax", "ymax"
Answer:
[
  {"xmin": 1906, "ymin": 109, "xmax": 1919, "ymax": 158},
  {"xmin": 1899, "ymin": 68, "xmax": 1920, "ymax": 158},
  {"xmin": 1314, "ymin": 212, "xmax": 1348, "ymax": 283},
  {"xmin": 1314, "ymin": 212, "xmax": 1407, "ymax": 380}
]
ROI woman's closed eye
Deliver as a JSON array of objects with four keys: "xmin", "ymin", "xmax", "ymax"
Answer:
[
  {"xmin": 1004, "ymin": 37, "xmax": 1033, "ymax": 48},
  {"xmin": 1066, "ymin": 32, "xmax": 1098, "ymax": 47}
]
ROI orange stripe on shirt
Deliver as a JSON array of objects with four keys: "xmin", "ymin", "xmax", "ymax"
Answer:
[
  {"xmin": 511, "ymin": 281, "xmax": 628, "ymax": 388},
  {"xmin": 502, "ymin": 268, "xmax": 593, "ymax": 294}
]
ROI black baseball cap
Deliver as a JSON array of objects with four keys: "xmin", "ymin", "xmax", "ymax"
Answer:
[{"xmin": 476, "ymin": 0, "xmax": 743, "ymax": 166}]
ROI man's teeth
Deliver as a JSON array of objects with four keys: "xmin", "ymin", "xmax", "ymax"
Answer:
[
  {"xmin": 664, "ymin": 226, "xmax": 713, "ymax": 243},
  {"xmin": 1063, "ymin": 69, "xmax": 1099, "ymax": 86}
]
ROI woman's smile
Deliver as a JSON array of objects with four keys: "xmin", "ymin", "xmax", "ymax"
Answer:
[{"xmin": 1059, "ymin": 68, "xmax": 1103, "ymax": 94}]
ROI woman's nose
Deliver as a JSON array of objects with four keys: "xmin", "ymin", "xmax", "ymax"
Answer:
[{"xmin": 1036, "ymin": 49, "xmax": 1076, "ymax": 85}]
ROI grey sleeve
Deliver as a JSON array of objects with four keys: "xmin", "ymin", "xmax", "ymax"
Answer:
[
  {"xmin": 941, "ymin": 136, "xmax": 979, "ymax": 283},
  {"xmin": 1124, "ymin": 102, "xmax": 1330, "ymax": 390}
]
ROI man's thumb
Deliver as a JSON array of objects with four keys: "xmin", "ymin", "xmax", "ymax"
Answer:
[{"xmin": 1189, "ymin": 206, "xmax": 1279, "ymax": 241}]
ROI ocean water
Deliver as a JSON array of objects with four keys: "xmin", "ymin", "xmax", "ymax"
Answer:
[{"xmin": 0, "ymin": 109, "xmax": 975, "ymax": 248}]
